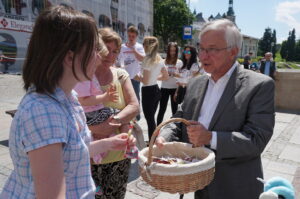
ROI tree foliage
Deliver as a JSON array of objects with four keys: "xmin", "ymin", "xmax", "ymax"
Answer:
[
  {"xmin": 280, "ymin": 29, "xmax": 298, "ymax": 61},
  {"xmin": 271, "ymin": 30, "xmax": 277, "ymax": 58},
  {"xmin": 258, "ymin": 27, "xmax": 277, "ymax": 56},
  {"xmin": 280, "ymin": 40, "xmax": 287, "ymax": 60},
  {"xmin": 286, "ymin": 29, "xmax": 296, "ymax": 61},
  {"xmin": 153, "ymin": 0, "xmax": 194, "ymax": 48},
  {"xmin": 295, "ymin": 39, "xmax": 300, "ymax": 61}
]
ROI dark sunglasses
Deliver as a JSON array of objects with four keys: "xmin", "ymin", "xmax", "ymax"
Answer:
[{"xmin": 184, "ymin": 50, "xmax": 191, "ymax": 55}]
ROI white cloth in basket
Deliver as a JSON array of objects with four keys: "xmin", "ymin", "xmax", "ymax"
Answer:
[{"xmin": 139, "ymin": 142, "xmax": 215, "ymax": 176}]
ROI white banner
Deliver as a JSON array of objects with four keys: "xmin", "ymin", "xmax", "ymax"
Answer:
[{"xmin": 0, "ymin": 17, "xmax": 33, "ymax": 33}]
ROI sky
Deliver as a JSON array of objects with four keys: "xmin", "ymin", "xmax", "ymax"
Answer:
[{"xmin": 189, "ymin": 0, "xmax": 300, "ymax": 44}]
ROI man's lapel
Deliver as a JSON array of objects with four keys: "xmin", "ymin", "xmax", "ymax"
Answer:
[
  {"xmin": 208, "ymin": 65, "xmax": 244, "ymax": 130},
  {"xmin": 191, "ymin": 76, "xmax": 209, "ymax": 121}
]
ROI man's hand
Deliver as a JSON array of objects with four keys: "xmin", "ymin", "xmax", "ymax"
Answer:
[
  {"xmin": 187, "ymin": 121, "xmax": 212, "ymax": 147},
  {"xmin": 126, "ymin": 42, "xmax": 134, "ymax": 48},
  {"xmin": 123, "ymin": 42, "xmax": 135, "ymax": 54}
]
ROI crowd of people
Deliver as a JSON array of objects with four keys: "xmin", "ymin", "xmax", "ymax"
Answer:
[
  {"xmin": 0, "ymin": 5, "xmax": 277, "ymax": 199},
  {"xmin": 243, "ymin": 51, "xmax": 277, "ymax": 79}
]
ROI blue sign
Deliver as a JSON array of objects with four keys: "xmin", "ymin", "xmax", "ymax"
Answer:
[{"xmin": 183, "ymin": 26, "xmax": 192, "ymax": 40}]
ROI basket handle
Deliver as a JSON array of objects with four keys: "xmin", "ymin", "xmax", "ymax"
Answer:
[{"xmin": 146, "ymin": 118, "xmax": 191, "ymax": 166}]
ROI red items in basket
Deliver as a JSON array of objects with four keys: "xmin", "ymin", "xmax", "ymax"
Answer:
[
  {"xmin": 152, "ymin": 156, "xmax": 201, "ymax": 165},
  {"xmin": 138, "ymin": 118, "xmax": 215, "ymax": 194}
]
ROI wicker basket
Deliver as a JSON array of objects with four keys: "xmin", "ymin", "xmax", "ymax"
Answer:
[{"xmin": 138, "ymin": 118, "xmax": 215, "ymax": 194}]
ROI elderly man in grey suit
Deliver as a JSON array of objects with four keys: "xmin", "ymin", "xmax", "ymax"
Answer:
[{"xmin": 156, "ymin": 19, "xmax": 275, "ymax": 199}]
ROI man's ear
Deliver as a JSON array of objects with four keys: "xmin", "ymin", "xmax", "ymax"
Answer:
[
  {"xmin": 230, "ymin": 47, "xmax": 239, "ymax": 59},
  {"xmin": 63, "ymin": 51, "xmax": 74, "ymax": 69}
]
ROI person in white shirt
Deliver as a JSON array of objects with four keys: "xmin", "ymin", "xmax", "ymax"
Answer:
[
  {"xmin": 156, "ymin": 19, "xmax": 275, "ymax": 199},
  {"xmin": 157, "ymin": 42, "xmax": 183, "ymax": 125},
  {"xmin": 174, "ymin": 45, "xmax": 201, "ymax": 104},
  {"xmin": 118, "ymin": 26, "xmax": 145, "ymax": 120},
  {"xmin": 134, "ymin": 36, "xmax": 168, "ymax": 140}
]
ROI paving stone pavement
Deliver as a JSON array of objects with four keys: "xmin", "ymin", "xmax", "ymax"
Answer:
[{"xmin": 0, "ymin": 74, "xmax": 299, "ymax": 198}]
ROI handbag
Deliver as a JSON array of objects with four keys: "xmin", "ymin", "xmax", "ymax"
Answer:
[{"xmin": 131, "ymin": 121, "xmax": 146, "ymax": 150}]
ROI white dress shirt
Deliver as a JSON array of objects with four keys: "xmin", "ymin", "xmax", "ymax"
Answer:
[{"xmin": 198, "ymin": 62, "xmax": 238, "ymax": 149}]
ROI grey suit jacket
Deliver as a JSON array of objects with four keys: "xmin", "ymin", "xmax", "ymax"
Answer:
[{"xmin": 160, "ymin": 65, "xmax": 275, "ymax": 199}]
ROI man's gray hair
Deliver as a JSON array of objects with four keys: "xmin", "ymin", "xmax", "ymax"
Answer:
[
  {"xmin": 265, "ymin": 52, "xmax": 273, "ymax": 56},
  {"xmin": 199, "ymin": 19, "xmax": 243, "ymax": 51}
]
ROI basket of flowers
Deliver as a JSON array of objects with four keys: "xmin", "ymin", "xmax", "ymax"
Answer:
[{"xmin": 138, "ymin": 118, "xmax": 215, "ymax": 194}]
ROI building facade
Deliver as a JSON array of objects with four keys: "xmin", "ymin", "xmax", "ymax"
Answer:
[
  {"xmin": 192, "ymin": 0, "xmax": 259, "ymax": 58},
  {"xmin": 0, "ymin": 0, "xmax": 153, "ymax": 72}
]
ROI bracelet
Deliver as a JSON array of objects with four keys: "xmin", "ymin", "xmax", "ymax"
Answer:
[{"xmin": 112, "ymin": 115, "xmax": 122, "ymax": 124}]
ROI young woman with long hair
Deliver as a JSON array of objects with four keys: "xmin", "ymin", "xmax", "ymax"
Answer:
[
  {"xmin": 156, "ymin": 42, "xmax": 183, "ymax": 125},
  {"xmin": 88, "ymin": 28, "xmax": 139, "ymax": 199},
  {"xmin": 174, "ymin": 45, "xmax": 201, "ymax": 104},
  {"xmin": 0, "ymin": 6, "xmax": 135, "ymax": 198},
  {"xmin": 135, "ymin": 36, "xmax": 169, "ymax": 140}
]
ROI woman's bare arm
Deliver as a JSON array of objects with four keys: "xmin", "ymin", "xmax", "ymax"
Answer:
[
  {"xmin": 88, "ymin": 117, "xmax": 120, "ymax": 138},
  {"xmin": 78, "ymin": 86, "xmax": 118, "ymax": 106},
  {"xmin": 28, "ymin": 143, "xmax": 66, "ymax": 199},
  {"xmin": 157, "ymin": 67, "xmax": 169, "ymax": 81},
  {"xmin": 116, "ymin": 77, "xmax": 139, "ymax": 123},
  {"xmin": 88, "ymin": 78, "xmax": 139, "ymax": 137},
  {"xmin": 134, "ymin": 69, "xmax": 150, "ymax": 85}
]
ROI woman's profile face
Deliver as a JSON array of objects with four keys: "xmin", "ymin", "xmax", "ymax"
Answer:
[{"xmin": 101, "ymin": 41, "xmax": 120, "ymax": 69}]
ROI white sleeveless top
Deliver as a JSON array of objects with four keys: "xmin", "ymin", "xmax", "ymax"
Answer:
[{"xmin": 142, "ymin": 60, "xmax": 166, "ymax": 87}]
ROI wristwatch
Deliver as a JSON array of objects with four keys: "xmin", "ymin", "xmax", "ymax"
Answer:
[{"xmin": 112, "ymin": 115, "xmax": 122, "ymax": 124}]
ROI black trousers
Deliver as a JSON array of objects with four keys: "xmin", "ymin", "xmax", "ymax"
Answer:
[
  {"xmin": 157, "ymin": 88, "xmax": 178, "ymax": 125},
  {"xmin": 142, "ymin": 84, "xmax": 161, "ymax": 140}
]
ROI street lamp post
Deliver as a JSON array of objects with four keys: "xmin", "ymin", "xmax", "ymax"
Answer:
[{"xmin": 187, "ymin": 0, "xmax": 191, "ymax": 45}]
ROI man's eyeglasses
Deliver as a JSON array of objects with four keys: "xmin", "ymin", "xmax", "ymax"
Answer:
[
  {"xmin": 198, "ymin": 47, "xmax": 231, "ymax": 56},
  {"xmin": 183, "ymin": 50, "xmax": 191, "ymax": 55}
]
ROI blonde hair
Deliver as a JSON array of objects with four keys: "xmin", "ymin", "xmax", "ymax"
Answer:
[
  {"xmin": 98, "ymin": 28, "xmax": 122, "ymax": 51},
  {"xmin": 143, "ymin": 36, "xmax": 161, "ymax": 66},
  {"xmin": 97, "ymin": 35, "xmax": 108, "ymax": 57}
]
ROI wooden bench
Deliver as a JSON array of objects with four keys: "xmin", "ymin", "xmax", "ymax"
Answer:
[{"xmin": 5, "ymin": 109, "xmax": 17, "ymax": 118}]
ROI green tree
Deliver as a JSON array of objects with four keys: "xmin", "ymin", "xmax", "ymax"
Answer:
[
  {"xmin": 271, "ymin": 30, "xmax": 277, "ymax": 58},
  {"xmin": 280, "ymin": 40, "xmax": 287, "ymax": 60},
  {"xmin": 286, "ymin": 29, "xmax": 296, "ymax": 61},
  {"xmin": 258, "ymin": 27, "xmax": 273, "ymax": 56},
  {"xmin": 295, "ymin": 39, "xmax": 300, "ymax": 61},
  {"xmin": 154, "ymin": 0, "xmax": 194, "ymax": 48},
  {"xmin": 193, "ymin": 9, "xmax": 197, "ymax": 15}
]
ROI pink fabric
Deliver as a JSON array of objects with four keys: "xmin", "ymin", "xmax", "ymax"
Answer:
[
  {"xmin": 92, "ymin": 133, "xmax": 116, "ymax": 164},
  {"xmin": 74, "ymin": 75, "xmax": 104, "ymax": 112},
  {"xmin": 93, "ymin": 152, "xmax": 107, "ymax": 164}
]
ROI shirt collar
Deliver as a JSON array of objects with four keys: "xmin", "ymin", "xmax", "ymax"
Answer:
[
  {"xmin": 209, "ymin": 61, "xmax": 237, "ymax": 84},
  {"xmin": 28, "ymin": 86, "xmax": 76, "ymax": 106}
]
